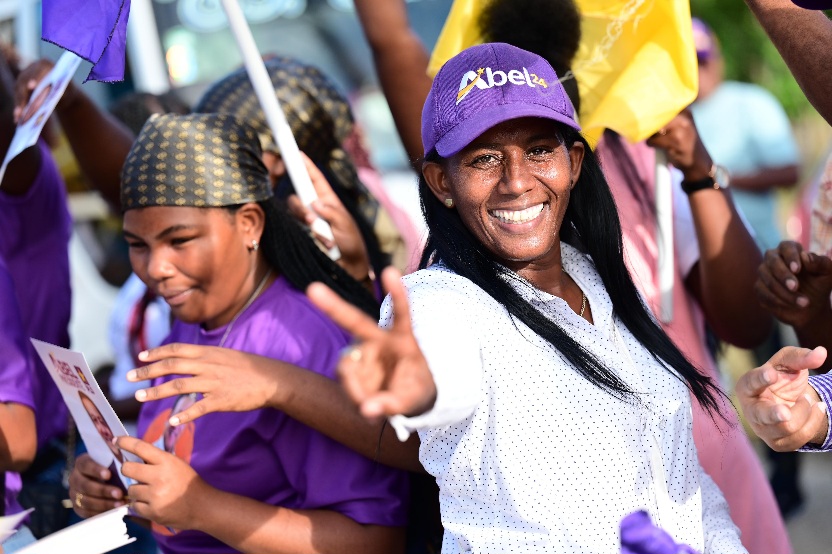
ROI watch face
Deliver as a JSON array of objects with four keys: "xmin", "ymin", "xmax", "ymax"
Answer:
[{"xmin": 711, "ymin": 165, "xmax": 731, "ymax": 188}]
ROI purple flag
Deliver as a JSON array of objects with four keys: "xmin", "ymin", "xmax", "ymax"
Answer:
[
  {"xmin": 42, "ymin": 0, "xmax": 131, "ymax": 82},
  {"xmin": 621, "ymin": 511, "xmax": 699, "ymax": 554}
]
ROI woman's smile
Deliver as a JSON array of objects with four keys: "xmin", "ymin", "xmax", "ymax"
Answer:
[
  {"xmin": 160, "ymin": 287, "xmax": 195, "ymax": 308},
  {"xmin": 489, "ymin": 202, "xmax": 546, "ymax": 226}
]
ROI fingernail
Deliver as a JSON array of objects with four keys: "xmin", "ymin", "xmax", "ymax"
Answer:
[
  {"xmin": 169, "ymin": 416, "xmax": 180, "ymax": 426},
  {"xmin": 114, "ymin": 501, "xmax": 125, "ymax": 507},
  {"xmin": 774, "ymin": 410, "xmax": 788, "ymax": 423},
  {"xmin": 101, "ymin": 470, "xmax": 110, "ymax": 480},
  {"xmin": 362, "ymin": 401, "xmax": 382, "ymax": 418},
  {"xmin": 786, "ymin": 279, "xmax": 797, "ymax": 291},
  {"xmin": 805, "ymin": 393, "xmax": 814, "ymax": 404},
  {"xmin": 135, "ymin": 389, "xmax": 147, "ymax": 401},
  {"xmin": 138, "ymin": 351, "xmax": 149, "ymax": 361},
  {"xmin": 127, "ymin": 370, "xmax": 137, "ymax": 381},
  {"xmin": 111, "ymin": 436, "xmax": 118, "ymax": 445},
  {"xmin": 111, "ymin": 489, "xmax": 123, "ymax": 499},
  {"xmin": 790, "ymin": 262, "xmax": 800, "ymax": 273},
  {"xmin": 798, "ymin": 297, "xmax": 809, "ymax": 307},
  {"xmin": 819, "ymin": 402, "xmax": 828, "ymax": 414}
]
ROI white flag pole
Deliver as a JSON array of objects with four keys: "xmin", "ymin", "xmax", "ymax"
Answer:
[
  {"xmin": 654, "ymin": 149, "xmax": 674, "ymax": 324},
  {"xmin": 219, "ymin": 0, "xmax": 340, "ymax": 261}
]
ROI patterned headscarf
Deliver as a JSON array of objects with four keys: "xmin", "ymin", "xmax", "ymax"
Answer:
[
  {"xmin": 194, "ymin": 56, "xmax": 378, "ymax": 226},
  {"xmin": 120, "ymin": 113, "xmax": 272, "ymax": 211}
]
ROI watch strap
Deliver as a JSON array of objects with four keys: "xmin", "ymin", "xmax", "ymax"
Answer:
[{"xmin": 681, "ymin": 175, "xmax": 720, "ymax": 195}]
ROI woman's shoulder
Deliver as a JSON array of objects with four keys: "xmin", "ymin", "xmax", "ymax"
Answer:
[{"xmin": 401, "ymin": 265, "xmax": 491, "ymax": 305}]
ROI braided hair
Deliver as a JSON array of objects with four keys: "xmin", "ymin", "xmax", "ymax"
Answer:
[{"xmin": 226, "ymin": 198, "xmax": 380, "ymax": 319}]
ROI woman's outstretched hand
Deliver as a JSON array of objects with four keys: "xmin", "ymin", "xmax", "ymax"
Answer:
[
  {"xmin": 736, "ymin": 346, "xmax": 828, "ymax": 451},
  {"xmin": 307, "ymin": 267, "xmax": 436, "ymax": 420},
  {"xmin": 129, "ymin": 345, "xmax": 284, "ymax": 427}
]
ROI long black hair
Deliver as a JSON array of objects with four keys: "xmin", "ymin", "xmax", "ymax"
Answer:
[
  {"xmin": 418, "ymin": 125, "xmax": 726, "ymax": 419},
  {"xmin": 226, "ymin": 197, "xmax": 380, "ymax": 319}
]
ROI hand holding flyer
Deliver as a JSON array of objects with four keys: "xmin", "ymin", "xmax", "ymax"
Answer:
[
  {"xmin": 30, "ymin": 339, "xmax": 142, "ymax": 493},
  {"xmin": 0, "ymin": 51, "xmax": 81, "ymax": 183}
]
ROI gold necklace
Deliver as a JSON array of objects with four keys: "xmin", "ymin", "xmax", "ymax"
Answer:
[
  {"xmin": 218, "ymin": 269, "xmax": 272, "ymax": 348},
  {"xmin": 579, "ymin": 291, "xmax": 587, "ymax": 318}
]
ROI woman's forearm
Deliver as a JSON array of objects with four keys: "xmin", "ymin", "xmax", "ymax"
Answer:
[
  {"xmin": 353, "ymin": 0, "xmax": 431, "ymax": 163},
  {"xmin": 268, "ymin": 359, "xmax": 424, "ymax": 473},
  {"xmin": 56, "ymin": 82, "xmax": 135, "ymax": 208},
  {"xmin": 0, "ymin": 403, "xmax": 36, "ymax": 473},
  {"xmin": 686, "ymin": 188, "xmax": 773, "ymax": 347},
  {"xmin": 745, "ymin": 0, "xmax": 832, "ymax": 126},
  {"xmin": 191, "ymin": 485, "xmax": 405, "ymax": 554}
]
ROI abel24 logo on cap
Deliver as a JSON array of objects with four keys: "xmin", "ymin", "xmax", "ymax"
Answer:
[
  {"xmin": 422, "ymin": 42, "xmax": 580, "ymax": 158},
  {"xmin": 456, "ymin": 66, "xmax": 549, "ymax": 104}
]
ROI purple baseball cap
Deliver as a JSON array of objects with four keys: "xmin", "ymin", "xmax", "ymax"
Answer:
[
  {"xmin": 792, "ymin": 0, "xmax": 832, "ymax": 7},
  {"xmin": 692, "ymin": 18, "xmax": 717, "ymax": 62},
  {"xmin": 421, "ymin": 42, "xmax": 580, "ymax": 158}
]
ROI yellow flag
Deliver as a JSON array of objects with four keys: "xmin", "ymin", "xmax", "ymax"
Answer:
[{"xmin": 428, "ymin": 0, "xmax": 698, "ymax": 143}]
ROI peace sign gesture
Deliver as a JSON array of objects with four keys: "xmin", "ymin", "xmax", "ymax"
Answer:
[{"xmin": 307, "ymin": 267, "xmax": 436, "ymax": 420}]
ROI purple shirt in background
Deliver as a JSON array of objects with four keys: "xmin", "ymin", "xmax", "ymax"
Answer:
[
  {"xmin": 137, "ymin": 276, "xmax": 409, "ymax": 554},
  {"xmin": 0, "ymin": 256, "xmax": 37, "ymax": 515},
  {"xmin": 0, "ymin": 142, "xmax": 72, "ymax": 450}
]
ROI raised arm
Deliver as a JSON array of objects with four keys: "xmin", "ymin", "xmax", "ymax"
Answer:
[
  {"xmin": 15, "ymin": 59, "xmax": 135, "ymax": 207},
  {"xmin": 647, "ymin": 111, "xmax": 772, "ymax": 347},
  {"xmin": 353, "ymin": 0, "xmax": 432, "ymax": 163},
  {"xmin": 744, "ymin": 0, "xmax": 832, "ymax": 126},
  {"xmin": 0, "ymin": 48, "xmax": 41, "ymax": 195}
]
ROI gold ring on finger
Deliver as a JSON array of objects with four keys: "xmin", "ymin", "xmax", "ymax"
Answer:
[{"xmin": 75, "ymin": 491, "xmax": 84, "ymax": 509}]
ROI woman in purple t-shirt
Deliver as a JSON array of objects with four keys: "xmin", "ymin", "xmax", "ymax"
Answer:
[{"xmin": 67, "ymin": 113, "xmax": 408, "ymax": 554}]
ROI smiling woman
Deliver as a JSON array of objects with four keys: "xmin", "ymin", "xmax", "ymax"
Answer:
[
  {"xmin": 307, "ymin": 43, "xmax": 749, "ymax": 553},
  {"xmin": 67, "ymin": 113, "xmax": 409, "ymax": 554}
]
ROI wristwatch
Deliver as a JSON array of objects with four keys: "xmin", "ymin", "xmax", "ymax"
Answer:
[{"xmin": 681, "ymin": 164, "xmax": 731, "ymax": 195}]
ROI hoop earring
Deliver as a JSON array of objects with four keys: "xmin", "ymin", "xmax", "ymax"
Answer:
[{"xmin": 444, "ymin": 198, "xmax": 455, "ymax": 208}]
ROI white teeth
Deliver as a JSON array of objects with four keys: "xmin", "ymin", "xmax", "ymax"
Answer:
[{"xmin": 491, "ymin": 204, "xmax": 544, "ymax": 224}]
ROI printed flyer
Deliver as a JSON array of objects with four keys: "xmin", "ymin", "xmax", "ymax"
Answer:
[
  {"xmin": 0, "ymin": 51, "xmax": 82, "ymax": 183},
  {"xmin": 30, "ymin": 339, "xmax": 142, "ymax": 492}
]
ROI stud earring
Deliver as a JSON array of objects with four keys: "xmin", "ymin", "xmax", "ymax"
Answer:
[
  {"xmin": 251, "ymin": 239, "xmax": 259, "ymax": 252},
  {"xmin": 444, "ymin": 198, "xmax": 455, "ymax": 208}
]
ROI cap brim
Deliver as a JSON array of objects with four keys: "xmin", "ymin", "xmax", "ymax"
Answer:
[
  {"xmin": 792, "ymin": 0, "xmax": 832, "ymax": 8},
  {"xmin": 435, "ymin": 103, "xmax": 581, "ymax": 158}
]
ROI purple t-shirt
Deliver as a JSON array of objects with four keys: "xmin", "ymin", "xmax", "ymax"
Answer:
[
  {"xmin": 0, "ymin": 142, "xmax": 72, "ymax": 449},
  {"xmin": 137, "ymin": 276, "xmax": 409, "ymax": 554},
  {"xmin": 0, "ymin": 256, "xmax": 37, "ymax": 515}
]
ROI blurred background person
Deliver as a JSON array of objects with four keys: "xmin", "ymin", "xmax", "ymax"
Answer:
[
  {"xmin": 0, "ymin": 43, "xmax": 74, "ymax": 541},
  {"xmin": 0, "ymin": 255, "xmax": 38, "ymax": 553},
  {"xmin": 690, "ymin": 16, "xmax": 804, "ymax": 520}
]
